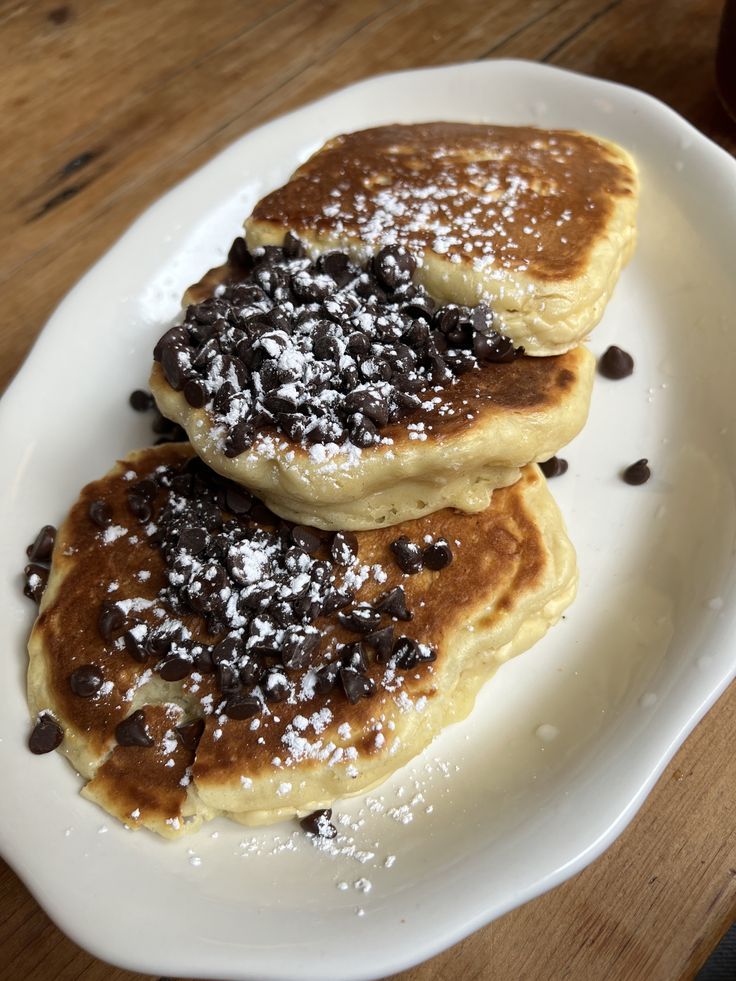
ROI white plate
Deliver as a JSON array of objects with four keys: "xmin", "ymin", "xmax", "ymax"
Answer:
[{"xmin": 2, "ymin": 59, "xmax": 736, "ymax": 981}]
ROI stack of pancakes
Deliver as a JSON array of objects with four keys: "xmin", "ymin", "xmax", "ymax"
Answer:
[{"xmin": 27, "ymin": 122, "xmax": 638, "ymax": 837}]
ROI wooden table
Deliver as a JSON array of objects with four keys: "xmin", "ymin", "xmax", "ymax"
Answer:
[{"xmin": 2, "ymin": 1, "xmax": 735, "ymax": 979}]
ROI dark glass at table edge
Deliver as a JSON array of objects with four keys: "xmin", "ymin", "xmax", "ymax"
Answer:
[{"xmin": 716, "ymin": 0, "xmax": 736, "ymax": 122}]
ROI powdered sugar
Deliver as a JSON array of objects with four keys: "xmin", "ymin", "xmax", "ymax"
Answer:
[{"xmin": 102, "ymin": 524, "xmax": 127, "ymax": 544}]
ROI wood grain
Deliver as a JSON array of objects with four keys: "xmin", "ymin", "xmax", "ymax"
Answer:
[{"xmin": 2, "ymin": 1, "xmax": 735, "ymax": 979}]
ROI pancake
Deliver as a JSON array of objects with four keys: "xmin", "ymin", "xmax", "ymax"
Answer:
[
  {"xmin": 27, "ymin": 445, "xmax": 576, "ymax": 837},
  {"xmin": 150, "ymin": 237, "xmax": 594, "ymax": 530},
  {"xmin": 245, "ymin": 122, "xmax": 638, "ymax": 355}
]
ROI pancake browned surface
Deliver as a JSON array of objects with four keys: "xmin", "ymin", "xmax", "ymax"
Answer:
[
  {"xmin": 27, "ymin": 445, "xmax": 576, "ymax": 836},
  {"xmin": 151, "ymin": 240, "xmax": 594, "ymax": 530},
  {"xmin": 246, "ymin": 122, "xmax": 638, "ymax": 354}
]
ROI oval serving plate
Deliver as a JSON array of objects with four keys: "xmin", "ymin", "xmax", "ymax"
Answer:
[{"xmin": 1, "ymin": 60, "xmax": 736, "ymax": 981}]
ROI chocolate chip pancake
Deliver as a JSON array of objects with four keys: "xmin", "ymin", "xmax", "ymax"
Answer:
[
  {"xmin": 150, "ymin": 236, "xmax": 594, "ymax": 530},
  {"xmin": 26, "ymin": 445, "xmax": 576, "ymax": 837},
  {"xmin": 245, "ymin": 122, "xmax": 638, "ymax": 355}
]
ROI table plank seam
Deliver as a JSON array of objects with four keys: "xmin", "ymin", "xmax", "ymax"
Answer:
[{"xmin": 541, "ymin": 0, "xmax": 623, "ymax": 62}]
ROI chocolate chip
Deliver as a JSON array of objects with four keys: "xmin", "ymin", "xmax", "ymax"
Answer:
[
  {"xmin": 213, "ymin": 382, "xmax": 235, "ymax": 415},
  {"xmin": 263, "ymin": 391, "xmax": 299, "ymax": 415},
  {"xmin": 212, "ymin": 636, "xmax": 240, "ymax": 665},
  {"xmin": 271, "ymin": 598, "xmax": 298, "ymax": 627},
  {"xmin": 278, "ymin": 411, "xmax": 308, "ymax": 441},
  {"xmin": 123, "ymin": 630, "xmax": 148, "ymax": 662},
  {"xmin": 225, "ymin": 484, "xmax": 252, "ymax": 515},
  {"xmin": 193, "ymin": 298, "xmax": 231, "ymax": 326},
  {"xmin": 339, "ymin": 666, "xmax": 376, "ymax": 704},
  {"xmin": 156, "ymin": 466, "xmax": 177, "ymax": 487},
  {"xmin": 193, "ymin": 336, "xmax": 221, "ymax": 369},
  {"xmin": 364, "ymin": 625, "xmax": 395, "ymax": 663},
  {"xmin": 158, "ymin": 655, "xmax": 193, "ymax": 681},
  {"xmin": 385, "ymin": 342, "xmax": 415, "ymax": 374},
  {"xmin": 599, "ymin": 345, "xmax": 634, "ymax": 379},
  {"xmin": 177, "ymin": 525, "xmax": 208, "ymax": 554},
  {"xmin": 26, "ymin": 525, "xmax": 55, "ymax": 564},
  {"xmin": 136, "ymin": 478, "xmax": 158, "ymax": 501},
  {"xmin": 292, "ymin": 270, "xmax": 334, "ymax": 303},
  {"xmin": 473, "ymin": 332, "xmax": 519, "ymax": 363},
  {"xmin": 336, "ymin": 605, "xmax": 380, "ymax": 637},
  {"xmin": 318, "ymin": 251, "xmax": 353, "ymax": 287},
  {"xmin": 98, "ymin": 602, "xmax": 124, "ymax": 640},
  {"xmin": 403, "ymin": 295, "xmax": 436, "ymax": 322},
  {"xmin": 127, "ymin": 492, "xmax": 152, "ymax": 523},
  {"xmin": 428, "ymin": 352, "xmax": 453, "ymax": 384},
  {"xmin": 69, "ymin": 664, "xmax": 103, "ymax": 697},
  {"xmin": 262, "ymin": 666, "xmax": 290, "ymax": 702},
  {"xmin": 225, "ymin": 419, "xmax": 255, "ymax": 457},
  {"xmin": 184, "ymin": 378, "xmax": 207, "ymax": 408},
  {"xmin": 207, "ymin": 614, "xmax": 227, "ymax": 635},
  {"xmin": 160, "ymin": 343, "xmax": 187, "ymax": 390},
  {"xmin": 392, "ymin": 635, "xmax": 419, "ymax": 668},
  {"xmin": 115, "ymin": 710, "xmax": 154, "ymax": 747},
  {"xmin": 225, "ymin": 549, "xmax": 262, "ymax": 584},
  {"xmin": 290, "ymin": 525, "xmax": 322, "ymax": 555},
  {"xmin": 340, "ymin": 641, "xmax": 367, "ymax": 673},
  {"xmin": 283, "ymin": 231, "xmax": 305, "ymax": 259},
  {"xmin": 186, "ymin": 562, "xmax": 227, "ymax": 613},
  {"xmin": 176, "ymin": 719, "xmax": 204, "ymax": 752},
  {"xmin": 225, "ymin": 693, "xmax": 262, "ymax": 719},
  {"xmin": 470, "ymin": 303, "xmax": 494, "ymax": 334},
  {"xmin": 345, "ymin": 389, "xmax": 389, "ymax": 426},
  {"xmin": 282, "ymin": 627, "xmax": 321, "ymax": 669},
  {"xmin": 24, "ymin": 562, "xmax": 49, "ymax": 580},
  {"xmin": 129, "ymin": 389, "xmax": 154, "ymax": 411},
  {"xmin": 356, "ymin": 275, "xmax": 388, "ymax": 303},
  {"xmin": 423, "ymin": 540, "xmax": 453, "ymax": 571},
  {"xmin": 389, "ymin": 536, "xmax": 424, "ymax": 574},
  {"xmin": 368, "ymin": 356, "xmax": 393, "ymax": 382},
  {"xmin": 623, "ymin": 459, "xmax": 651, "ymax": 485},
  {"xmin": 330, "ymin": 531, "xmax": 358, "ymax": 567},
  {"xmin": 300, "ymin": 808, "xmax": 337, "ymax": 838},
  {"xmin": 309, "ymin": 558, "xmax": 331, "ymax": 583},
  {"xmin": 348, "ymin": 413, "xmax": 379, "ymax": 447},
  {"xmin": 322, "ymin": 588, "xmax": 353, "ymax": 615},
  {"xmin": 194, "ymin": 645, "xmax": 215, "ymax": 674},
  {"xmin": 258, "ymin": 332, "xmax": 290, "ymax": 360},
  {"xmin": 145, "ymin": 628, "xmax": 175, "ymax": 657},
  {"xmin": 238, "ymin": 654, "xmax": 262, "ymax": 685},
  {"xmin": 312, "ymin": 333, "xmax": 341, "ymax": 362},
  {"xmin": 373, "ymin": 245, "xmax": 416, "ymax": 290},
  {"xmin": 405, "ymin": 320, "xmax": 431, "ymax": 350},
  {"xmin": 305, "ymin": 417, "xmax": 345, "ymax": 445},
  {"xmin": 29, "ymin": 713, "xmax": 63, "ymax": 755},
  {"xmin": 393, "ymin": 636, "xmax": 436, "ymax": 669},
  {"xmin": 539, "ymin": 456, "xmax": 569, "ymax": 478},
  {"xmin": 393, "ymin": 391, "xmax": 422, "ymax": 420},
  {"xmin": 314, "ymin": 661, "xmax": 340, "ymax": 694},
  {"xmin": 347, "ymin": 331, "xmax": 371, "ymax": 357},
  {"xmin": 374, "ymin": 586, "xmax": 412, "ymax": 621},
  {"xmin": 228, "ymin": 236, "xmax": 253, "ymax": 270},
  {"xmin": 23, "ymin": 564, "xmax": 49, "ymax": 603},
  {"xmin": 88, "ymin": 499, "xmax": 112, "ymax": 528}
]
